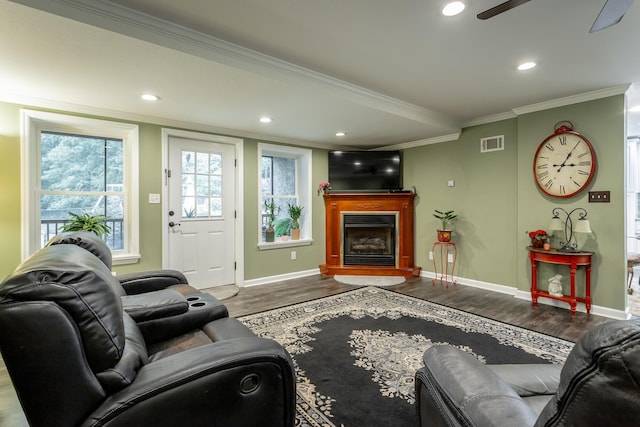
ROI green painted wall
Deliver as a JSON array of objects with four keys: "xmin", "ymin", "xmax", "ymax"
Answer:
[
  {"xmin": 404, "ymin": 95, "xmax": 626, "ymax": 311},
  {"xmin": 0, "ymin": 103, "xmax": 21, "ymax": 279},
  {"xmin": 0, "ymin": 96, "xmax": 628, "ymax": 312},
  {"xmin": 516, "ymin": 96, "xmax": 626, "ymax": 310},
  {"xmin": 405, "ymin": 118, "xmax": 519, "ymax": 286},
  {"xmin": 0, "ymin": 102, "xmax": 326, "ymax": 281},
  {"xmin": 242, "ymin": 138, "xmax": 327, "ymax": 280}
]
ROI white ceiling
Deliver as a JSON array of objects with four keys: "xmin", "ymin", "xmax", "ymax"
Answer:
[{"xmin": 1, "ymin": 0, "xmax": 639, "ymax": 148}]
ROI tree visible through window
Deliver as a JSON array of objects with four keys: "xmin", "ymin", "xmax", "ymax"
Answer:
[{"xmin": 40, "ymin": 132, "xmax": 125, "ymax": 249}]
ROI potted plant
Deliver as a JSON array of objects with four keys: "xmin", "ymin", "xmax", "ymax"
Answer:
[
  {"xmin": 433, "ymin": 209, "xmax": 457, "ymax": 242},
  {"xmin": 527, "ymin": 229, "xmax": 548, "ymax": 249},
  {"xmin": 288, "ymin": 203, "xmax": 303, "ymax": 240},
  {"xmin": 59, "ymin": 212, "xmax": 111, "ymax": 237},
  {"xmin": 264, "ymin": 199, "xmax": 279, "ymax": 242}
]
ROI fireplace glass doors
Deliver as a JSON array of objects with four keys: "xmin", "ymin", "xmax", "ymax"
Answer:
[{"xmin": 342, "ymin": 213, "xmax": 397, "ymax": 266}]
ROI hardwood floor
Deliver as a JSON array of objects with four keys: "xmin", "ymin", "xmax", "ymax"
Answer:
[{"xmin": 0, "ymin": 275, "xmax": 614, "ymax": 426}]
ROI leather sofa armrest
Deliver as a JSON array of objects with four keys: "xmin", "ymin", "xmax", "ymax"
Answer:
[
  {"xmin": 82, "ymin": 337, "xmax": 296, "ymax": 427},
  {"xmin": 487, "ymin": 364, "xmax": 561, "ymax": 397},
  {"xmin": 117, "ymin": 270, "xmax": 190, "ymax": 294},
  {"xmin": 121, "ymin": 289, "xmax": 189, "ymax": 322},
  {"xmin": 416, "ymin": 345, "xmax": 539, "ymax": 427}
]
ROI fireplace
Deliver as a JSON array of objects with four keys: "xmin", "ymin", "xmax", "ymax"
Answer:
[
  {"xmin": 320, "ymin": 193, "xmax": 420, "ymax": 277},
  {"xmin": 343, "ymin": 214, "xmax": 397, "ymax": 266}
]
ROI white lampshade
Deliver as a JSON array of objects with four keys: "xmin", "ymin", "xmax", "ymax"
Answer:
[
  {"xmin": 574, "ymin": 218, "xmax": 592, "ymax": 234},
  {"xmin": 549, "ymin": 216, "xmax": 564, "ymax": 231}
]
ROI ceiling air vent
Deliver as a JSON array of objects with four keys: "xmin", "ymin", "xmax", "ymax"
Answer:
[{"xmin": 480, "ymin": 135, "xmax": 504, "ymax": 153}]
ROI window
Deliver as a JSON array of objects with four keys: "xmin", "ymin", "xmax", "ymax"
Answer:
[
  {"xmin": 22, "ymin": 110, "xmax": 139, "ymax": 264},
  {"xmin": 258, "ymin": 143, "xmax": 312, "ymax": 249}
]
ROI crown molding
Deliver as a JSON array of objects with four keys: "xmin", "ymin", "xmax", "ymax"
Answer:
[
  {"xmin": 512, "ymin": 84, "xmax": 630, "ymax": 116},
  {"xmin": 379, "ymin": 132, "xmax": 462, "ymax": 150},
  {"xmin": 10, "ymin": 0, "xmax": 459, "ymax": 131},
  {"xmin": 462, "ymin": 111, "xmax": 517, "ymax": 128}
]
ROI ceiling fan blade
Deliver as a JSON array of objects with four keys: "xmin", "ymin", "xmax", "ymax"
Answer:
[
  {"xmin": 590, "ymin": 0, "xmax": 634, "ymax": 32},
  {"xmin": 477, "ymin": 0, "xmax": 531, "ymax": 20}
]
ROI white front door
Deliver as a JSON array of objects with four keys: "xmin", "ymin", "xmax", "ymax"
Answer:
[{"xmin": 166, "ymin": 136, "xmax": 236, "ymax": 289}]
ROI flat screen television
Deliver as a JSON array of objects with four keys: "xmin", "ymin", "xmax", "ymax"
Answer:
[{"xmin": 328, "ymin": 150, "xmax": 403, "ymax": 192}]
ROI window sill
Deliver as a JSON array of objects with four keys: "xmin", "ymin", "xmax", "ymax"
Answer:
[
  {"xmin": 258, "ymin": 238, "xmax": 313, "ymax": 251},
  {"xmin": 112, "ymin": 253, "xmax": 142, "ymax": 265}
]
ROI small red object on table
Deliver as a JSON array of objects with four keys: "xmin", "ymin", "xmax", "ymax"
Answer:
[
  {"xmin": 527, "ymin": 247, "xmax": 593, "ymax": 316},
  {"xmin": 432, "ymin": 242, "xmax": 457, "ymax": 287}
]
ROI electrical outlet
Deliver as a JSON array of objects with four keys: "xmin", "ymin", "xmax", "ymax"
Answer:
[
  {"xmin": 291, "ymin": 251, "xmax": 296, "ymax": 260},
  {"xmin": 429, "ymin": 251, "xmax": 433, "ymax": 260},
  {"xmin": 447, "ymin": 253, "xmax": 454, "ymax": 263}
]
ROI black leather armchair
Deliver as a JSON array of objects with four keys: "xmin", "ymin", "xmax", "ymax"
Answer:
[
  {"xmin": 45, "ymin": 232, "xmax": 229, "ymax": 343},
  {"xmin": 0, "ymin": 242, "xmax": 295, "ymax": 427},
  {"xmin": 415, "ymin": 318, "xmax": 640, "ymax": 427}
]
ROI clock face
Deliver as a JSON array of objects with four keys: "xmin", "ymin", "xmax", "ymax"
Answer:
[{"xmin": 533, "ymin": 130, "xmax": 596, "ymax": 198}]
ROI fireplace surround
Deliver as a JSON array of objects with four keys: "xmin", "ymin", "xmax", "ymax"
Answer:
[{"xmin": 320, "ymin": 193, "xmax": 420, "ymax": 277}]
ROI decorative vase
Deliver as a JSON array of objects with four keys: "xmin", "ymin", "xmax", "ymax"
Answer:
[
  {"xmin": 291, "ymin": 229, "xmax": 300, "ymax": 240},
  {"xmin": 543, "ymin": 243, "xmax": 551, "ymax": 250},
  {"xmin": 437, "ymin": 230, "xmax": 452, "ymax": 242},
  {"xmin": 265, "ymin": 229, "xmax": 275, "ymax": 242},
  {"xmin": 531, "ymin": 238, "xmax": 545, "ymax": 248}
]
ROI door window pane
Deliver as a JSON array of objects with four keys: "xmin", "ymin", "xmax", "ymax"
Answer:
[{"xmin": 181, "ymin": 150, "xmax": 223, "ymax": 219}]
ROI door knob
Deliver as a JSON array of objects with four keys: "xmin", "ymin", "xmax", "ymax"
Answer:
[{"xmin": 169, "ymin": 221, "xmax": 181, "ymax": 227}]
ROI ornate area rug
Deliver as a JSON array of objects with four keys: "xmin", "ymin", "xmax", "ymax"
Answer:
[{"xmin": 239, "ymin": 287, "xmax": 573, "ymax": 427}]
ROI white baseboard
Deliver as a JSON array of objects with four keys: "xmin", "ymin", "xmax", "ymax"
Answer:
[
  {"xmin": 421, "ymin": 271, "xmax": 627, "ymax": 320},
  {"xmin": 242, "ymin": 268, "xmax": 320, "ymax": 288}
]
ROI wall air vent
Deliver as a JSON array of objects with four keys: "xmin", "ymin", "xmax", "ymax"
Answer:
[{"xmin": 480, "ymin": 135, "xmax": 504, "ymax": 153}]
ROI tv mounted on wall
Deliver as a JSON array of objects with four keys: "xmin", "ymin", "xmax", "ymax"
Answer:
[{"xmin": 328, "ymin": 150, "xmax": 403, "ymax": 192}]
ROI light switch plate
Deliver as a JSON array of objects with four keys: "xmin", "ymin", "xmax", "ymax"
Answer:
[
  {"xmin": 588, "ymin": 191, "xmax": 610, "ymax": 203},
  {"xmin": 148, "ymin": 193, "xmax": 161, "ymax": 204}
]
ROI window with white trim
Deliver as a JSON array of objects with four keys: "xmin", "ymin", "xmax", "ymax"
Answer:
[
  {"xmin": 21, "ymin": 110, "xmax": 139, "ymax": 264},
  {"xmin": 258, "ymin": 143, "xmax": 312, "ymax": 249}
]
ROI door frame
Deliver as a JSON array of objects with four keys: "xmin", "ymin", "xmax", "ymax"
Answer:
[{"xmin": 161, "ymin": 128, "xmax": 244, "ymax": 287}]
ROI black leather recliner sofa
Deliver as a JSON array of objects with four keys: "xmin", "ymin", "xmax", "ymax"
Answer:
[
  {"xmin": 0, "ymin": 233, "xmax": 296, "ymax": 427},
  {"xmin": 415, "ymin": 317, "xmax": 640, "ymax": 426}
]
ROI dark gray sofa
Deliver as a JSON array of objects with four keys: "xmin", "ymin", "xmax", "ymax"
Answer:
[
  {"xmin": 415, "ymin": 318, "xmax": 640, "ymax": 426},
  {"xmin": 0, "ymin": 234, "xmax": 296, "ymax": 427}
]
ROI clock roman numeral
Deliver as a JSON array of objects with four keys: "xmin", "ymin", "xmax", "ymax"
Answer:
[
  {"xmin": 545, "ymin": 143, "xmax": 555, "ymax": 151},
  {"xmin": 559, "ymin": 185, "xmax": 566, "ymax": 194},
  {"xmin": 578, "ymin": 170, "xmax": 589, "ymax": 176},
  {"xmin": 578, "ymin": 151, "xmax": 590, "ymax": 158},
  {"xmin": 544, "ymin": 180, "xmax": 553, "ymax": 190},
  {"xmin": 578, "ymin": 161, "xmax": 591, "ymax": 166},
  {"xmin": 572, "ymin": 179, "xmax": 581, "ymax": 187},
  {"xmin": 537, "ymin": 171, "xmax": 549, "ymax": 180},
  {"xmin": 537, "ymin": 164, "xmax": 548, "ymax": 169},
  {"xmin": 558, "ymin": 135, "xmax": 567, "ymax": 145}
]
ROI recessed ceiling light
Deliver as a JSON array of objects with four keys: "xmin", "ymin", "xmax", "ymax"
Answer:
[
  {"xmin": 442, "ymin": 1, "xmax": 465, "ymax": 16},
  {"xmin": 259, "ymin": 117, "xmax": 272, "ymax": 124},
  {"xmin": 336, "ymin": 131, "xmax": 347, "ymax": 137},
  {"xmin": 517, "ymin": 61, "xmax": 537, "ymax": 71},
  {"xmin": 141, "ymin": 94, "xmax": 160, "ymax": 101}
]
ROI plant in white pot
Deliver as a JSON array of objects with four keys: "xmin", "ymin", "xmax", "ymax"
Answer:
[
  {"xmin": 288, "ymin": 203, "xmax": 303, "ymax": 240},
  {"xmin": 433, "ymin": 209, "xmax": 457, "ymax": 242},
  {"xmin": 59, "ymin": 212, "xmax": 111, "ymax": 237}
]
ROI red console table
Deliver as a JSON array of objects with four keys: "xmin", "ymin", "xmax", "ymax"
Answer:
[
  {"xmin": 527, "ymin": 247, "xmax": 593, "ymax": 316},
  {"xmin": 432, "ymin": 242, "xmax": 457, "ymax": 287}
]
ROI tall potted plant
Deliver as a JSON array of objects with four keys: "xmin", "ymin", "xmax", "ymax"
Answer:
[
  {"xmin": 288, "ymin": 203, "xmax": 303, "ymax": 240},
  {"xmin": 59, "ymin": 212, "xmax": 111, "ymax": 237},
  {"xmin": 264, "ymin": 199, "xmax": 279, "ymax": 242},
  {"xmin": 433, "ymin": 209, "xmax": 457, "ymax": 242}
]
